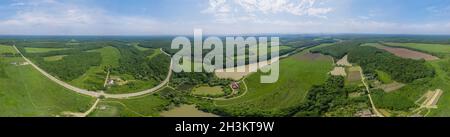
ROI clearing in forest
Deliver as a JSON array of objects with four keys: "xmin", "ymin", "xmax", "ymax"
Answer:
[
  {"xmin": 192, "ymin": 86, "xmax": 224, "ymax": 96},
  {"xmin": 347, "ymin": 66, "xmax": 362, "ymax": 82},
  {"xmin": 378, "ymin": 82, "xmax": 405, "ymax": 92},
  {"xmin": 330, "ymin": 67, "xmax": 346, "ymax": 76},
  {"xmin": 336, "ymin": 55, "xmax": 352, "ymax": 66}
]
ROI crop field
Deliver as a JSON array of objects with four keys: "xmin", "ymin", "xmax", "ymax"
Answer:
[
  {"xmin": 383, "ymin": 43, "xmax": 450, "ymax": 54},
  {"xmin": 346, "ymin": 66, "xmax": 362, "ymax": 83},
  {"xmin": 43, "ymin": 55, "xmax": 67, "ymax": 61},
  {"xmin": 367, "ymin": 43, "xmax": 439, "ymax": 61},
  {"xmin": 89, "ymin": 94, "xmax": 170, "ymax": 117},
  {"xmin": 192, "ymin": 86, "xmax": 224, "ymax": 96},
  {"xmin": 0, "ymin": 45, "xmax": 16, "ymax": 54},
  {"xmin": 0, "ymin": 47, "xmax": 95, "ymax": 116},
  {"xmin": 213, "ymin": 47, "xmax": 333, "ymax": 116},
  {"xmin": 24, "ymin": 47, "xmax": 70, "ymax": 53}
]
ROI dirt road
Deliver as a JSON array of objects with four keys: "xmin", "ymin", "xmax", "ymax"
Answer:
[{"xmin": 359, "ymin": 67, "xmax": 384, "ymax": 117}]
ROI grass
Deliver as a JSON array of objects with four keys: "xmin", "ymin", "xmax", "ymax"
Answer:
[
  {"xmin": 345, "ymin": 66, "xmax": 362, "ymax": 86},
  {"xmin": 70, "ymin": 46, "xmax": 120, "ymax": 91},
  {"xmin": 147, "ymin": 48, "xmax": 162, "ymax": 59},
  {"xmin": 0, "ymin": 45, "xmax": 16, "ymax": 54},
  {"xmin": 0, "ymin": 54, "xmax": 95, "ymax": 116},
  {"xmin": 384, "ymin": 43, "xmax": 450, "ymax": 54},
  {"xmin": 43, "ymin": 55, "xmax": 67, "ymax": 62},
  {"xmin": 192, "ymin": 86, "xmax": 224, "ymax": 96},
  {"xmin": 371, "ymin": 61, "xmax": 448, "ymax": 114},
  {"xmin": 106, "ymin": 77, "xmax": 158, "ymax": 94},
  {"xmin": 376, "ymin": 70, "xmax": 394, "ymax": 84},
  {"xmin": 160, "ymin": 105, "xmax": 218, "ymax": 117},
  {"xmin": 427, "ymin": 59, "xmax": 450, "ymax": 116},
  {"xmin": 368, "ymin": 43, "xmax": 450, "ymax": 116},
  {"xmin": 214, "ymin": 45, "xmax": 333, "ymax": 112},
  {"xmin": 89, "ymin": 94, "xmax": 170, "ymax": 117},
  {"xmin": 24, "ymin": 47, "xmax": 70, "ymax": 53},
  {"xmin": 133, "ymin": 44, "xmax": 151, "ymax": 51}
]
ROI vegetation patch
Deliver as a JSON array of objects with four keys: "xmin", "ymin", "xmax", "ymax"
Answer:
[
  {"xmin": 204, "ymin": 49, "xmax": 333, "ymax": 116},
  {"xmin": 348, "ymin": 46, "xmax": 434, "ymax": 83},
  {"xmin": 25, "ymin": 47, "xmax": 70, "ymax": 53},
  {"xmin": 383, "ymin": 43, "xmax": 450, "ymax": 54},
  {"xmin": 346, "ymin": 66, "xmax": 362, "ymax": 83},
  {"xmin": 43, "ymin": 55, "xmax": 67, "ymax": 62},
  {"xmin": 370, "ymin": 43, "xmax": 439, "ymax": 61},
  {"xmin": 375, "ymin": 70, "xmax": 393, "ymax": 84},
  {"xmin": 192, "ymin": 86, "xmax": 224, "ymax": 97},
  {"xmin": 160, "ymin": 105, "xmax": 218, "ymax": 117},
  {"xmin": 0, "ymin": 45, "xmax": 16, "ymax": 54},
  {"xmin": 377, "ymin": 82, "xmax": 405, "ymax": 92},
  {"xmin": 294, "ymin": 76, "xmax": 368, "ymax": 117},
  {"xmin": 330, "ymin": 67, "xmax": 346, "ymax": 76},
  {"xmin": 70, "ymin": 46, "xmax": 121, "ymax": 91},
  {"xmin": 89, "ymin": 94, "xmax": 170, "ymax": 117},
  {"xmin": 0, "ymin": 56, "xmax": 95, "ymax": 116}
]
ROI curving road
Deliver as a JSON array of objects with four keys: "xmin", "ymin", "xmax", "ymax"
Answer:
[{"xmin": 13, "ymin": 45, "xmax": 173, "ymax": 99}]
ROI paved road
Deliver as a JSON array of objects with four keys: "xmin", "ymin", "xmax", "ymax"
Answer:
[{"xmin": 14, "ymin": 45, "xmax": 173, "ymax": 99}]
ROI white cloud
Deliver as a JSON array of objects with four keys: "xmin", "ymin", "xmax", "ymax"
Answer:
[
  {"xmin": 203, "ymin": 0, "xmax": 333, "ymax": 23},
  {"xmin": 0, "ymin": 0, "xmax": 169, "ymax": 35},
  {"xmin": 1, "ymin": 0, "xmax": 449, "ymax": 35}
]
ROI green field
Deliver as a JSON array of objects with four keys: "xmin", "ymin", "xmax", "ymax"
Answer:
[
  {"xmin": 24, "ymin": 47, "xmax": 70, "ymax": 53},
  {"xmin": 192, "ymin": 86, "xmax": 224, "ymax": 96},
  {"xmin": 89, "ymin": 94, "xmax": 170, "ymax": 117},
  {"xmin": 134, "ymin": 44, "xmax": 151, "ymax": 51},
  {"xmin": 0, "ymin": 45, "xmax": 16, "ymax": 54},
  {"xmin": 427, "ymin": 59, "xmax": 450, "ymax": 116},
  {"xmin": 369, "ymin": 43, "xmax": 450, "ymax": 116},
  {"xmin": 0, "ymin": 46, "xmax": 95, "ymax": 116},
  {"xmin": 147, "ymin": 48, "xmax": 162, "ymax": 59},
  {"xmin": 213, "ymin": 45, "xmax": 334, "ymax": 115},
  {"xmin": 160, "ymin": 105, "xmax": 218, "ymax": 117},
  {"xmin": 376, "ymin": 70, "xmax": 394, "ymax": 84},
  {"xmin": 43, "ymin": 55, "xmax": 67, "ymax": 61},
  {"xmin": 384, "ymin": 43, "xmax": 450, "ymax": 54},
  {"xmin": 70, "ymin": 46, "xmax": 120, "ymax": 91}
]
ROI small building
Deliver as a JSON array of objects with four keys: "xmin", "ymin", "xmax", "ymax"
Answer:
[
  {"xmin": 107, "ymin": 79, "xmax": 115, "ymax": 85},
  {"xmin": 231, "ymin": 82, "xmax": 240, "ymax": 90}
]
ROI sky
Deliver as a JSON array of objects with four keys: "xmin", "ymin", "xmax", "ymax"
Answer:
[{"xmin": 0, "ymin": 0, "xmax": 450, "ymax": 35}]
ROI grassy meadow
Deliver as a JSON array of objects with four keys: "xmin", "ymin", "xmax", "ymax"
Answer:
[
  {"xmin": 213, "ymin": 45, "xmax": 334, "ymax": 115},
  {"xmin": 0, "ymin": 45, "xmax": 95, "ymax": 116}
]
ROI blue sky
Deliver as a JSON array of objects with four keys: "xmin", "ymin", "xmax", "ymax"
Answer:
[{"xmin": 0, "ymin": 0, "xmax": 449, "ymax": 35}]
